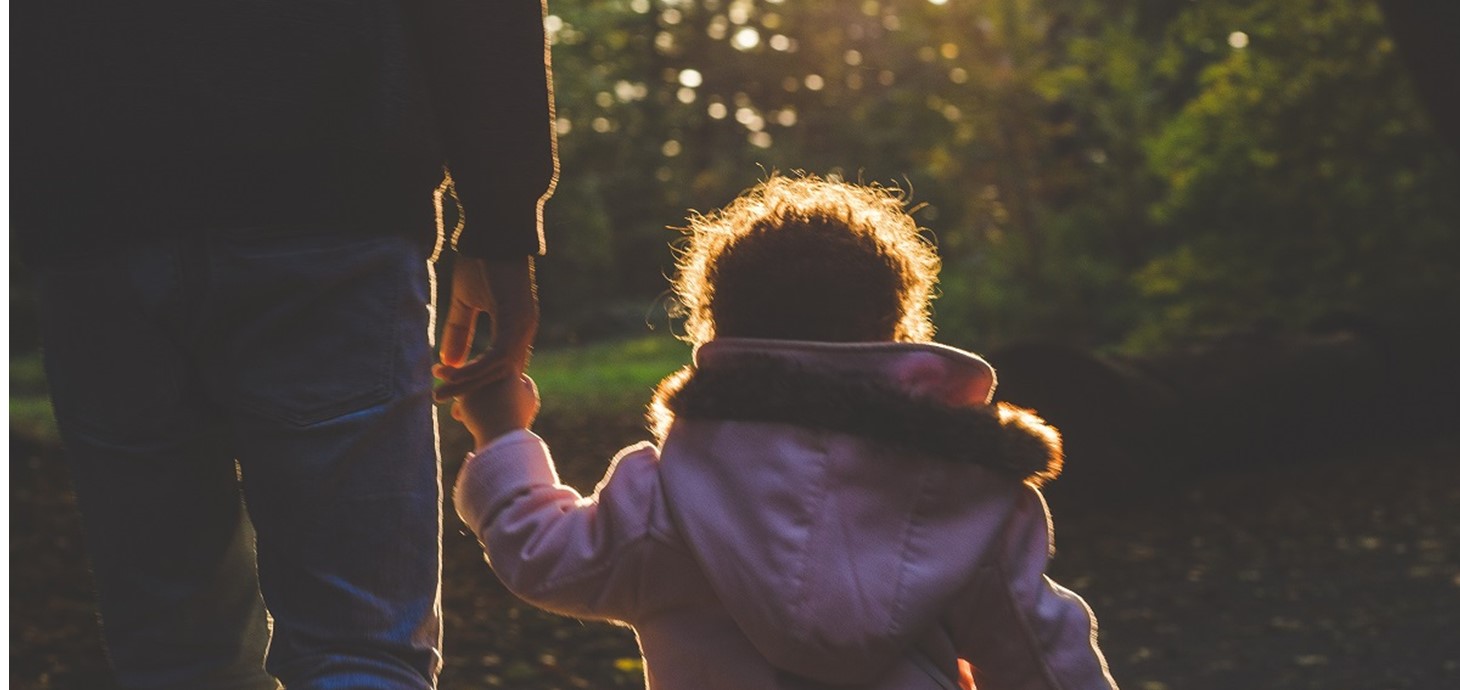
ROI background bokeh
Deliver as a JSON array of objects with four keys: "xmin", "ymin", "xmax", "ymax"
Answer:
[{"xmin": 526, "ymin": 0, "xmax": 1458, "ymax": 352}]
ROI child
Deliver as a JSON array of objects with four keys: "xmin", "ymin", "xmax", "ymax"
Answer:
[{"xmin": 446, "ymin": 176, "xmax": 1119, "ymax": 689}]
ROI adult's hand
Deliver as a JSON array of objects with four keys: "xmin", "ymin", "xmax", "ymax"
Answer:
[{"xmin": 434, "ymin": 255, "xmax": 538, "ymax": 401}]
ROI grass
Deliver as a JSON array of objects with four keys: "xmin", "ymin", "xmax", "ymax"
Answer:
[
  {"xmin": 529, "ymin": 333, "xmax": 691, "ymax": 412},
  {"xmin": 9, "ymin": 353, "xmax": 58, "ymax": 445},
  {"xmin": 7, "ymin": 335, "xmax": 690, "ymax": 447}
]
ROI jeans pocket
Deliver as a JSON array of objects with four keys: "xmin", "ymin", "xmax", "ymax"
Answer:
[{"xmin": 214, "ymin": 232, "xmax": 412, "ymax": 427}]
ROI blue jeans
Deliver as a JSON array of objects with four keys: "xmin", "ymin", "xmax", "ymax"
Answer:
[{"xmin": 38, "ymin": 229, "xmax": 442, "ymax": 690}]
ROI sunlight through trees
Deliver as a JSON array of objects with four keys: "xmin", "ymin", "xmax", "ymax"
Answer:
[{"xmin": 532, "ymin": 0, "xmax": 1458, "ymax": 351}]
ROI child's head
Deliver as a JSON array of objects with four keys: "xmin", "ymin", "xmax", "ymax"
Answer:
[{"xmin": 672, "ymin": 175, "xmax": 940, "ymax": 345}]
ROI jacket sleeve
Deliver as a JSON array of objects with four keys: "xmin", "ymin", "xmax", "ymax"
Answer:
[
  {"xmin": 409, "ymin": 0, "xmax": 558, "ymax": 258},
  {"xmin": 453, "ymin": 431, "xmax": 661, "ymax": 622},
  {"xmin": 951, "ymin": 488, "xmax": 1119, "ymax": 690}
]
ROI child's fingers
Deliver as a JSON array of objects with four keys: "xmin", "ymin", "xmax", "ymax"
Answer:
[
  {"xmin": 435, "ymin": 371, "xmax": 507, "ymax": 400},
  {"xmin": 433, "ymin": 357, "xmax": 517, "ymax": 400}
]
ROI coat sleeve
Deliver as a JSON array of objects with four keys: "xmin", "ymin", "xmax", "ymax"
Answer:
[
  {"xmin": 950, "ymin": 488, "xmax": 1119, "ymax": 690},
  {"xmin": 453, "ymin": 431, "xmax": 661, "ymax": 622},
  {"xmin": 408, "ymin": 0, "xmax": 558, "ymax": 258}
]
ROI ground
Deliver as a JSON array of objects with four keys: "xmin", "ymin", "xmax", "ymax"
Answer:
[{"xmin": 10, "ymin": 403, "xmax": 1460, "ymax": 689}]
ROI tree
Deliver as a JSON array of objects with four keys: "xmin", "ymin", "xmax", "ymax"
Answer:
[{"xmin": 1130, "ymin": 0, "xmax": 1460, "ymax": 347}]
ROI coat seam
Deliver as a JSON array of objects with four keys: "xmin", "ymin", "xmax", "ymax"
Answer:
[
  {"xmin": 887, "ymin": 465, "xmax": 933, "ymax": 640},
  {"xmin": 992, "ymin": 506, "xmax": 1068, "ymax": 690}
]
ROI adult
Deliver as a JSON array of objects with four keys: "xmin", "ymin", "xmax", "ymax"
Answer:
[{"xmin": 11, "ymin": 0, "xmax": 557, "ymax": 688}]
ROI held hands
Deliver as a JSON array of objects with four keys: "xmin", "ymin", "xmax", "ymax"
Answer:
[
  {"xmin": 434, "ymin": 256, "xmax": 539, "ymax": 401},
  {"xmin": 435, "ymin": 255, "xmax": 541, "ymax": 448},
  {"xmin": 452, "ymin": 375, "xmax": 541, "ymax": 449}
]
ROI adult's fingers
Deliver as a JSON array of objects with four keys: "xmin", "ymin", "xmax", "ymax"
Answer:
[
  {"xmin": 432, "ymin": 352, "xmax": 519, "ymax": 401},
  {"xmin": 439, "ymin": 296, "xmax": 478, "ymax": 367},
  {"xmin": 439, "ymin": 346, "xmax": 521, "ymax": 383},
  {"xmin": 436, "ymin": 318, "xmax": 533, "ymax": 384},
  {"xmin": 479, "ymin": 255, "xmax": 538, "ymax": 356}
]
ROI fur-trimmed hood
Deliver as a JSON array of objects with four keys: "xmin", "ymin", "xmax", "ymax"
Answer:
[
  {"xmin": 651, "ymin": 338, "xmax": 1063, "ymax": 486},
  {"xmin": 650, "ymin": 339, "xmax": 1067, "ymax": 684}
]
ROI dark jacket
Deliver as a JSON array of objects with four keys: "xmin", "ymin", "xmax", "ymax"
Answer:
[{"xmin": 12, "ymin": 0, "xmax": 557, "ymax": 261}]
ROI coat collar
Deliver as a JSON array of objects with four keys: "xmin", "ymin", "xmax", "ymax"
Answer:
[{"xmin": 650, "ymin": 339, "xmax": 1063, "ymax": 486}]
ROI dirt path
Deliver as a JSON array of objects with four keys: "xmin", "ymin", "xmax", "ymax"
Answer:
[{"xmin": 10, "ymin": 413, "xmax": 1459, "ymax": 689}]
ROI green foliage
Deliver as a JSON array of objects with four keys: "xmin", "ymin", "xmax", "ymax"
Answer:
[
  {"xmin": 10, "ymin": 354, "xmax": 60, "ymax": 444},
  {"xmin": 8, "ymin": 1, "xmax": 1455, "ymax": 363},
  {"xmin": 531, "ymin": 334, "xmax": 690, "ymax": 411},
  {"xmin": 534, "ymin": 0, "xmax": 1459, "ymax": 350},
  {"xmin": 1131, "ymin": 0, "xmax": 1460, "ymax": 347}
]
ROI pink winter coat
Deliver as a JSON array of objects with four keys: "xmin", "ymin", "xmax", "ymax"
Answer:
[{"xmin": 455, "ymin": 339, "xmax": 1119, "ymax": 689}]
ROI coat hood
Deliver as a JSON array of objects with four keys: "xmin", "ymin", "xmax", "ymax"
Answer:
[{"xmin": 653, "ymin": 339, "xmax": 1063, "ymax": 684}]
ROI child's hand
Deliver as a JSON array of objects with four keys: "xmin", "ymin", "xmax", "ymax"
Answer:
[{"xmin": 450, "ymin": 374, "xmax": 540, "ymax": 449}]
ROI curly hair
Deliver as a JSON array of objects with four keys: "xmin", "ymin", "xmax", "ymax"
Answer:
[{"xmin": 671, "ymin": 175, "xmax": 940, "ymax": 345}]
